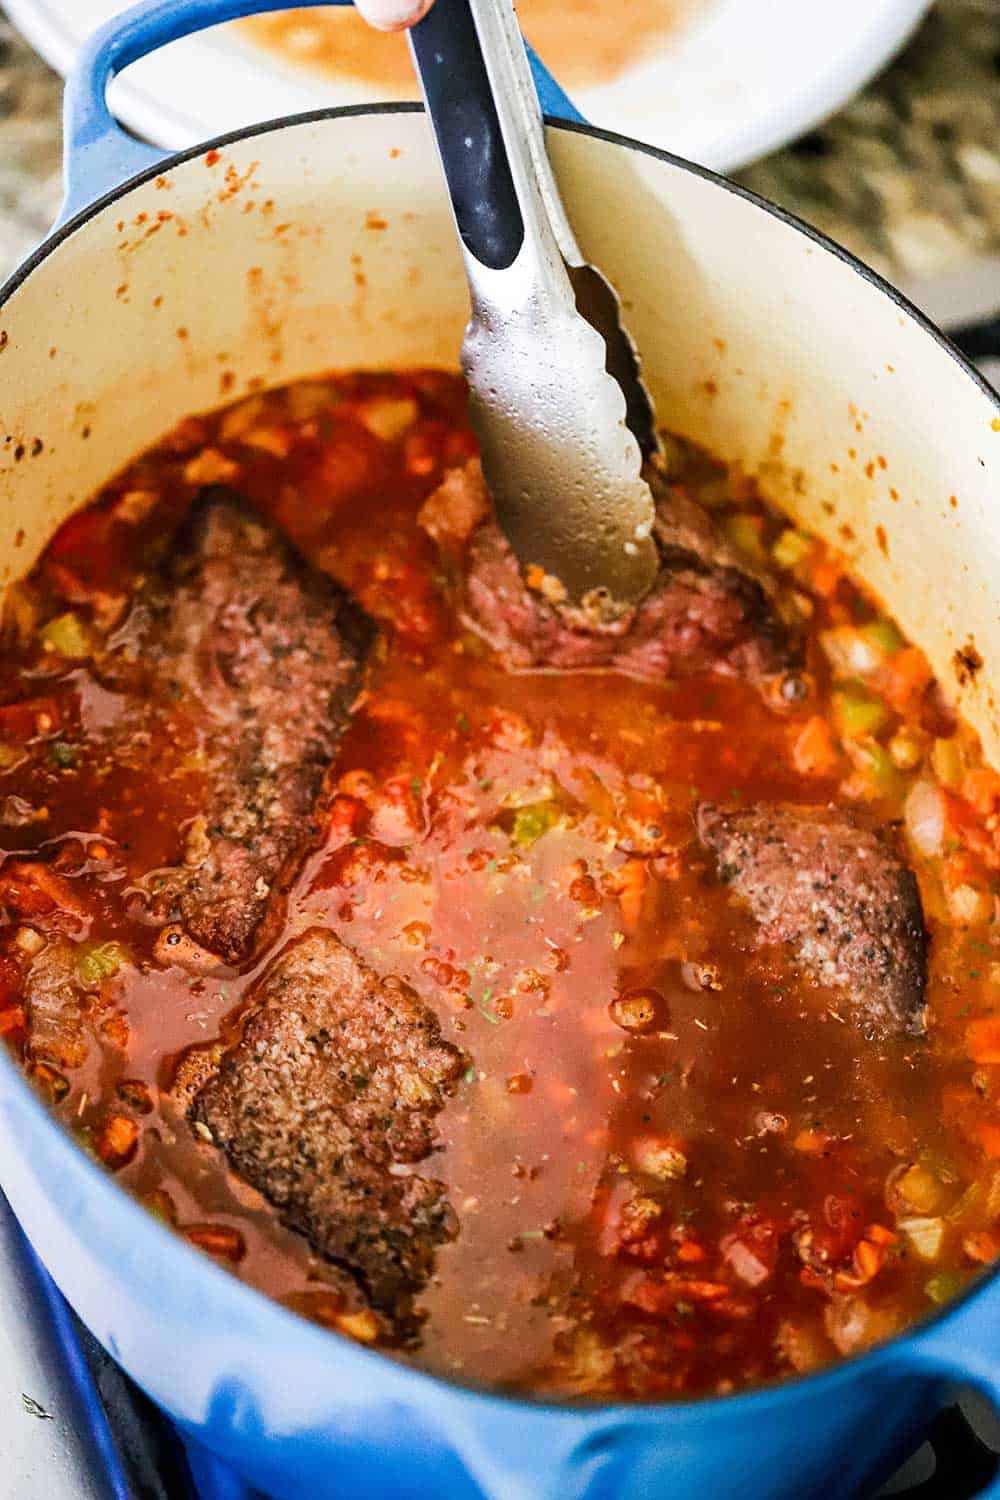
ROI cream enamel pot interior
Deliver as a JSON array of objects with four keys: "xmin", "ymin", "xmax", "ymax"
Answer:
[{"xmin": 2, "ymin": 9, "xmax": 1000, "ymax": 1499}]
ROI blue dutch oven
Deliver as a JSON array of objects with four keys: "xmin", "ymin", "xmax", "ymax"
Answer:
[{"xmin": 1, "ymin": 3, "xmax": 1000, "ymax": 1496}]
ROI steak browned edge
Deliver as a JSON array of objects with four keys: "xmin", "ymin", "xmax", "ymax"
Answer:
[
  {"xmin": 146, "ymin": 488, "xmax": 372, "ymax": 967},
  {"xmin": 697, "ymin": 801, "xmax": 928, "ymax": 1039},
  {"xmin": 184, "ymin": 928, "xmax": 467, "ymax": 1334}
]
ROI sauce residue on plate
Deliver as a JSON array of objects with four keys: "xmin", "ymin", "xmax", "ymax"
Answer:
[{"xmin": 239, "ymin": 0, "xmax": 698, "ymax": 95}]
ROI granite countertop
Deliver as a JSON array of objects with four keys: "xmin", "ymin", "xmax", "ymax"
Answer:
[{"xmin": 0, "ymin": 0, "xmax": 998, "ymax": 287}]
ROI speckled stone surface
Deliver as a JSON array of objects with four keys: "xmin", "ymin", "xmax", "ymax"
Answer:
[
  {"xmin": 0, "ymin": 0, "xmax": 997, "ymax": 286},
  {"xmin": 738, "ymin": 0, "xmax": 1000, "ymax": 282},
  {"xmin": 0, "ymin": 14, "xmax": 61, "ymax": 276}
]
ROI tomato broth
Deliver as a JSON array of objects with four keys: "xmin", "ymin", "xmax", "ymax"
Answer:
[{"xmin": 2, "ymin": 369, "xmax": 999, "ymax": 1400}]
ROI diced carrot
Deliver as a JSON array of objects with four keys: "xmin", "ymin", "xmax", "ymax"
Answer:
[
  {"xmin": 328, "ymin": 794, "xmax": 366, "ymax": 841},
  {"xmin": 963, "ymin": 1231, "xmax": 1000, "ymax": 1264},
  {"xmin": 950, "ymin": 794, "xmax": 1000, "ymax": 870},
  {"xmin": 0, "ymin": 696, "xmax": 64, "ymax": 741},
  {"xmin": 336, "ymin": 1309, "xmax": 379, "ymax": 1344},
  {"xmin": 0, "ymin": 862, "xmax": 85, "ymax": 919},
  {"xmin": 974, "ymin": 1123, "xmax": 1000, "ymax": 1159},
  {"xmin": 47, "ymin": 506, "xmax": 114, "ymax": 571},
  {"xmin": 809, "ymin": 558, "xmax": 843, "ymax": 600},
  {"xmin": 624, "ymin": 1274, "xmax": 730, "ymax": 1316},
  {"xmin": 184, "ymin": 1223, "xmax": 247, "ymax": 1262},
  {"xmin": 880, "ymin": 646, "xmax": 932, "ymax": 715},
  {"xmin": 834, "ymin": 1229, "xmax": 893, "ymax": 1292},
  {"xmin": 967, "ymin": 1016, "xmax": 1000, "ymax": 1065},
  {"xmin": 100, "ymin": 1013, "xmax": 130, "ymax": 1050},
  {"xmin": 961, "ymin": 768, "xmax": 1000, "ymax": 818},
  {"xmin": 674, "ymin": 1279, "xmax": 730, "ymax": 1301},
  {"xmin": 610, "ymin": 858, "xmax": 648, "ymax": 932},
  {"xmin": 854, "ymin": 1241, "xmax": 883, "ymax": 1279},
  {"xmin": 792, "ymin": 715, "xmax": 839, "ymax": 777},
  {"xmin": 792, "ymin": 1129, "xmax": 831, "ymax": 1154},
  {"xmin": 676, "ymin": 1241, "xmax": 707, "ymax": 1264},
  {"xmin": 94, "ymin": 1115, "xmax": 139, "ymax": 1169}
]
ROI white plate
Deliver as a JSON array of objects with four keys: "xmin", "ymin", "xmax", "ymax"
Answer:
[{"xmin": 6, "ymin": 0, "xmax": 932, "ymax": 172}]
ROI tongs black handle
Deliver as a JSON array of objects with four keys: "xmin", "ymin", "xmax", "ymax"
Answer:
[{"xmin": 409, "ymin": 0, "xmax": 525, "ymax": 270}]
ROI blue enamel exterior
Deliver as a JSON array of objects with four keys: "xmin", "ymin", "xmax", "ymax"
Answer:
[
  {"xmin": 3, "ymin": 1, "xmax": 1000, "ymax": 1495},
  {"xmin": 58, "ymin": 0, "xmax": 582, "ymax": 223}
]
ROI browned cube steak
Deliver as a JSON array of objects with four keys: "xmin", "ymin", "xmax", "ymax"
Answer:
[
  {"xmin": 188, "ymin": 929, "xmax": 467, "ymax": 1329},
  {"xmin": 696, "ymin": 802, "xmax": 928, "ymax": 1039},
  {"xmin": 146, "ymin": 489, "xmax": 371, "ymax": 966},
  {"xmin": 420, "ymin": 460, "xmax": 803, "ymax": 687}
]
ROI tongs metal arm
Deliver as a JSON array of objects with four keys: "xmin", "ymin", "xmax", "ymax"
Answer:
[{"xmin": 409, "ymin": 0, "xmax": 661, "ymax": 611}]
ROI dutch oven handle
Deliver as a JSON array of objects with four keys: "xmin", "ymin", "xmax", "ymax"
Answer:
[
  {"xmin": 881, "ymin": 1289, "xmax": 1000, "ymax": 1497},
  {"xmin": 58, "ymin": 0, "xmax": 583, "ymax": 226}
]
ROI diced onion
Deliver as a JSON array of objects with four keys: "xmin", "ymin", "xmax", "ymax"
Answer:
[
  {"xmin": 723, "ymin": 1237, "xmax": 771, "ymax": 1287},
  {"xmin": 820, "ymin": 626, "xmax": 884, "ymax": 679},
  {"xmin": 947, "ymin": 882, "xmax": 993, "ymax": 926},
  {"xmin": 632, "ymin": 1136, "xmax": 687, "ymax": 1181},
  {"xmin": 886, "ymin": 1162, "xmax": 944, "ymax": 1216},
  {"xmin": 904, "ymin": 780, "xmax": 947, "ymax": 858},
  {"xmin": 13, "ymin": 925, "xmax": 45, "ymax": 957},
  {"xmin": 898, "ymin": 1216, "xmax": 945, "ymax": 1261}
]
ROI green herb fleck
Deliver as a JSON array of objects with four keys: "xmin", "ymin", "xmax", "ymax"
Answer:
[
  {"xmin": 50, "ymin": 741, "xmax": 77, "ymax": 768},
  {"xmin": 478, "ymin": 986, "xmax": 499, "ymax": 1024}
]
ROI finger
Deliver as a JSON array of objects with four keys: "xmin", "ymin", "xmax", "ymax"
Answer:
[{"xmin": 354, "ymin": 0, "xmax": 434, "ymax": 31}]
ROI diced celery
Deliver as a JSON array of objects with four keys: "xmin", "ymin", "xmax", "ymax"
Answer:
[
  {"xmin": 834, "ymin": 685, "xmax": 890, "ymax": 739},
  {"xmin": 861, "ymin": 619, "xmax": 904, "ymax": 655},
  {"xmin": 771, "ymin": 528, "xmax": 814, "ymax": 571},
  {"xmin": 76, "ymin": 941, "xmax": 126, "ymax": 985},
  {"xmin": 895, "ymin": 1164, "xmax": 945, "ymax": 1215},
  {"xmin": 945, "ymin": 1182, "xmax": 982, "ymax": 1223},
  {"xmin": 510, "ymin": 801, "xmax": 561, "ymax": 847},
  {"xmin": 724, "ymin": 514, "xmax": 767, "ymax": 566},
  {"xmin": 40, "ymin": 612, "xmax": 92, "ymax": 659},
  {"xmin": 925, "ymin": 1270, "xmax": 966, "ymax": 1304},
  {"xmin": 931, "ymin": 736, "xmax": 964, "ymax": 788}
]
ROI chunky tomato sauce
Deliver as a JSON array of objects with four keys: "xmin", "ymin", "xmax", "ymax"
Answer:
[{"xmin": 3, "ymin": 369, "xmax": 1000, "ymax": 1399}]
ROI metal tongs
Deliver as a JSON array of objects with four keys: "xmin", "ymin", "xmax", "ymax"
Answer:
[{"xmin": 409, "ymin": 0, "xmax": 660, "ymax": 614}]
